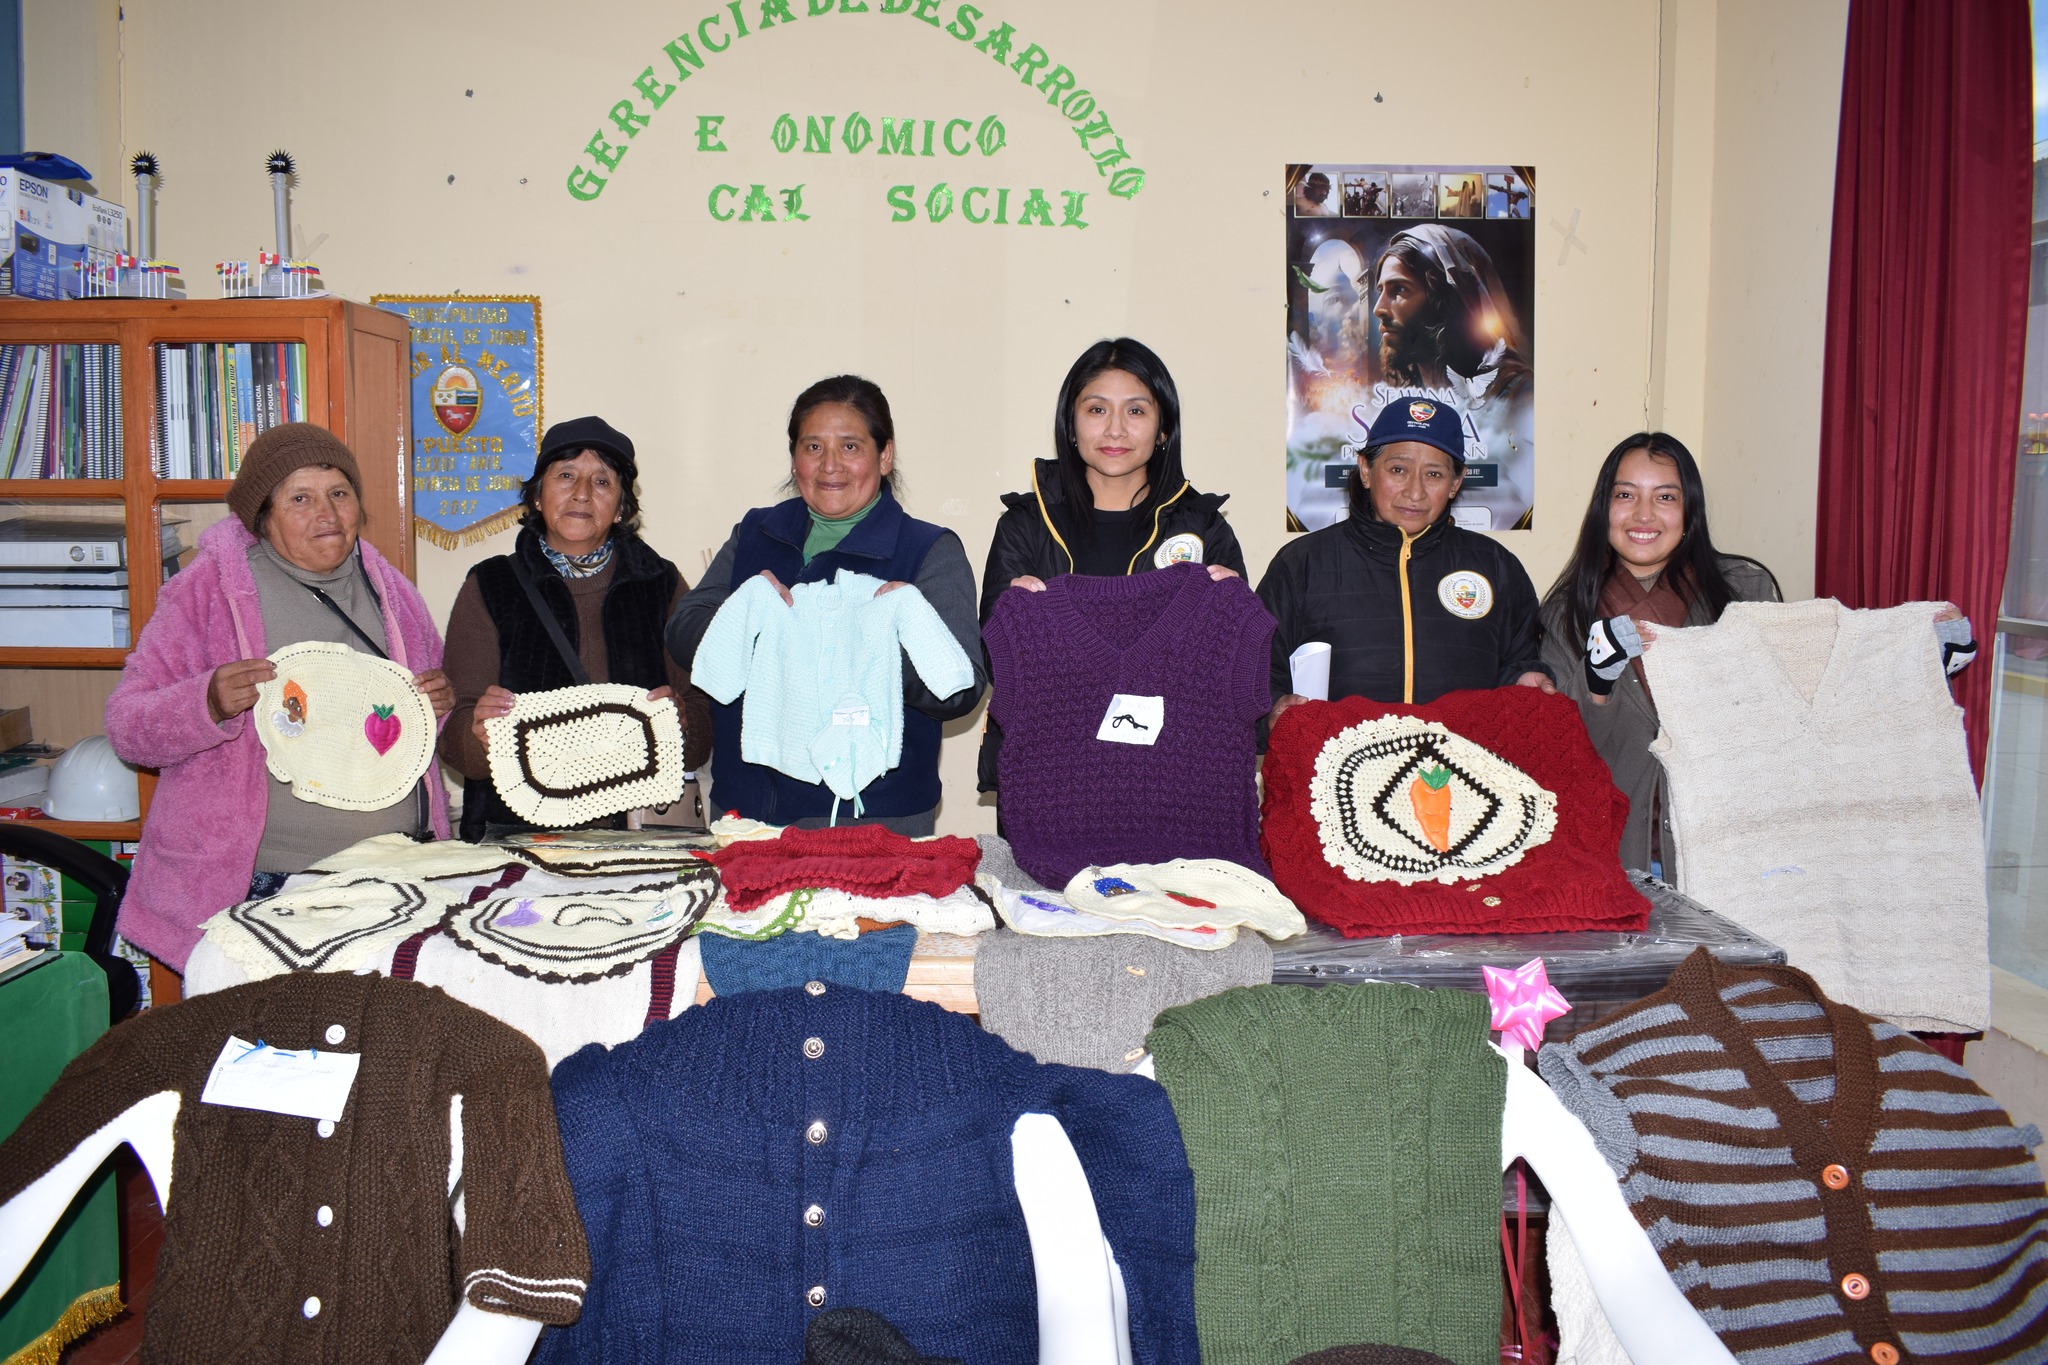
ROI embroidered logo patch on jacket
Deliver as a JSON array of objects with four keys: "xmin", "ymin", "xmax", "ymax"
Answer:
[
  {"xmin": 1153, "ymin": 533, "xmax": 1205, "ymax": 568},
  {"xmin": 1436, "ymin": 570, "xmax": 1494, "ymax": 620}
]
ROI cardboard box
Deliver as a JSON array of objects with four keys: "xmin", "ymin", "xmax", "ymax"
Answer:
[
  {"xmin": 0, "ymin": 707, "xmax": 28, "ymax": 752},
  {"xmin": 0, "ymin": 169, "xmax": 126, "ymax": 300}
]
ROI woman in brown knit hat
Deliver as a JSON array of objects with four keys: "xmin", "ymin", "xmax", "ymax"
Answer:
[{"xmin": 104, "ymin": 423, "xmax": 453, "ymax": 973}]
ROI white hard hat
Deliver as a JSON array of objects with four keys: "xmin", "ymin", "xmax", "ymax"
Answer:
[{"xmin": 45, "ymin": 735, "xmax": 141, "ymax": 822}]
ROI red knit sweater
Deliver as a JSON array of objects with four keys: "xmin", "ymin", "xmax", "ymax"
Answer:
[
  {"xmin": 697, "ymin": 824, "xmax": 982, "ymax": 911},
  {"xmin": 1261, "ymin": 689, "xmax": 1646, "ymax": 935}
]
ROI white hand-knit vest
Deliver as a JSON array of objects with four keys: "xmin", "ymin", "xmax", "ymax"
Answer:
[{"xmin": 1644, "ymin": 598, "xmax": 1988, "ymax": 1032}]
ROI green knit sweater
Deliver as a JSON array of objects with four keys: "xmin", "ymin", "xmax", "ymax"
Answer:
[{"xmin": 1146, "ymin": 984, "xmax": 1506, "ymax": 1365}]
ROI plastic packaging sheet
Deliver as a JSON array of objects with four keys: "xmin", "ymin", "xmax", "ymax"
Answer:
[{"xmin": 1270, "ymin": 872, "xmax": 1785, "ymax": 1033}]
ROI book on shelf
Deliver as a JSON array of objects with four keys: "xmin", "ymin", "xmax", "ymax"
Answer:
[
  {"xmin": 0, "ymin": 604, "xmax": 130, "ymax": 647},
  {"xmin": 0, "ymin": 516, "xmax": 180, "ymax": 570},
  {"xmin": 0, "ymin": 343, "xmax": 123, "ymax": 479},
  {"xmin": 151, "ymin": 341, "xmax": 307, "ymax": 480}
]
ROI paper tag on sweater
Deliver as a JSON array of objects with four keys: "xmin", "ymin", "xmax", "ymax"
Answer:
[
  {"xmin": 200, "ymin": 1035, "xmax": 360, "ymax": 1122},
  {"xmin": 831, "ymin": 704, "xmax": 871, "ymax": 727},
  {"xmin": 1097, "ymin": 695, "xmax": 1164, "ymax": 746}
]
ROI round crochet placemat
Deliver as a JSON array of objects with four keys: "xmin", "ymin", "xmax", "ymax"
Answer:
[
  {"xmin": 443, "ymin": 860, "xmax": 720, "ymax": 982},
  {"xmin": 486, "ymin": 684, "xmax": 686, "ymax": 826},
  {"xmin": 1308, "ymin": 713, "xmax": 1558, "ymax": 885},
  {"xmin": 253, "ymin": 641, "xmax": 437, "ymax": 810}
]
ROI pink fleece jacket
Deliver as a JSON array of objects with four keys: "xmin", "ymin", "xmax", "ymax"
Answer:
[{"xmin": 105, "ymin": 519, "xmax": 450, "ymax": 971}]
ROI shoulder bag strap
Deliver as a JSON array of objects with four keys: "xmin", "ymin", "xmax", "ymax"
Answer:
[{"xmin": 509, "ymin": 552, "xmax": 592, "ymax": 686}]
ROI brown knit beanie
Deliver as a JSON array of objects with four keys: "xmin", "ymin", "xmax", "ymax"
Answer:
[
  {"xmin": 1287, "ymin": 1348, "xmax": 1458, "ymax": 1365},
  {"xmin": 228, "ymin": 423, "xmax": 363, "ymax": 533}
]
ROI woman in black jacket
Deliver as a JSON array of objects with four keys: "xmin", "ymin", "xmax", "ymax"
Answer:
[{"xmin": 978, "ymin": 337, "xmax": 1247, "ymax": 791}]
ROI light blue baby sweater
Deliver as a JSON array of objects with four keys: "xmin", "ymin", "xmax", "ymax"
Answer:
[{"xmin": 691, "ymin": 570, "xmax": 976, "ymax": 815}]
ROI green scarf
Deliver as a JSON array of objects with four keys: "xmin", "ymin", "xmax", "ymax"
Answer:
[
  {"xmin": 1147, "ymin": 983, "xmax": 1506, "ymax": 1365},
  {"xmin": 802, "ymin": 494, "xmax": 881, "ymax": 565}
]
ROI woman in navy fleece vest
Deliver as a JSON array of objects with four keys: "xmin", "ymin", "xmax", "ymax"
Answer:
[{"xmin": 664, "ymin": 375, "xmax": 987, "ymax": 834}]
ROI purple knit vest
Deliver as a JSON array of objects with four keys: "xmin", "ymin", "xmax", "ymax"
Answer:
[{"xmin": 984, "ymin": 562, "xmax": 1276, "ymax": 886}]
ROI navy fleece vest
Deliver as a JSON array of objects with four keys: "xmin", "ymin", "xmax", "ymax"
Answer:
[{"xmin": 714, "ymin": 488, "xmax": 947, "ymax": 821}]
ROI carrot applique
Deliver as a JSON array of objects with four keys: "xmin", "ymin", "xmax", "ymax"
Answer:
[{"xmin": 1410, "ymin": 764, "xmax": 1453, "ymax": 851}]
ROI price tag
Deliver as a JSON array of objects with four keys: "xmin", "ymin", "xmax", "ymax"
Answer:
[
  {"xmin": 1096, "ymin": 694, "xmax": 1164, "ymax": 746},
  {"xmin": 200, "ymin": 1035, "xmax": 360, "ymax": 1122},
  {"xmin": 831, "ymin": 703, "xmax": 871, "ymax": 727}
]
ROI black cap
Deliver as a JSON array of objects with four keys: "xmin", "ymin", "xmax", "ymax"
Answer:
[{"xmin": 538, "ymin": 415, "xmax": 636, "ymax": 481}]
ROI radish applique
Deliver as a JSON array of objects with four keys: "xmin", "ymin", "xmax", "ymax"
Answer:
[{"xmin": 364, "ymin": 704, "xmax": 402, "ymax": 756}]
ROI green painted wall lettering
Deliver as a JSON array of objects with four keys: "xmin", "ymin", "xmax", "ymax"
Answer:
[
  {"xmin": 887, "ymin": 183, "xmax": 1085, "ymax": 227},
  {"xmin": 569, "ymin": 3, "xmax": 1142, "ymax": 203},
  {"xmin": 778, "ymin": 112, "xmax": 1003, "ymax": 156},
  {"xmin": 709, "ymin": 183, "xmax": 811, "ymax": 221}
]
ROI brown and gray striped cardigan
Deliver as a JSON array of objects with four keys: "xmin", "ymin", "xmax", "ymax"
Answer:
[{"xmin": 1540, "ymin": 948, "xmax": 2047, "ymax": 1365}]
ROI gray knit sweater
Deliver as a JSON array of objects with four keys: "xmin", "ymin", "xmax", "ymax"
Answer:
[{"xmin": 1540, "ymin": 949, "xmax": 2048, "ymax": 1365}]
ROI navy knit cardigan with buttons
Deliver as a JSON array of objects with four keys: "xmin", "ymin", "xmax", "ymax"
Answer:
[{"xmin": 532, "ymin": 984, "xmax": 1200, "ymax": 1364}]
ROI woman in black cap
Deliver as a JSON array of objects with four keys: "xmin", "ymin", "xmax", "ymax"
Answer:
[
  {"xmin": 440, "ymin": 416, "xmax": 707, "ymax": 835},
  {"xmin": 1257, "ymin": 398, "xmax": 1551, "ymax": 722}
]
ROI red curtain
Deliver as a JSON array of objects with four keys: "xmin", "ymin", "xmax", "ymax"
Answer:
[{"xmin": 1815, "ymin": 0, "xmax": 2033, "ymax": 780}]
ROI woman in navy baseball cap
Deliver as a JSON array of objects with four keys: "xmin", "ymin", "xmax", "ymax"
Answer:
[{"xmin": 1255, "ymin": 397, "xmax": 1552, "ymax": 725}]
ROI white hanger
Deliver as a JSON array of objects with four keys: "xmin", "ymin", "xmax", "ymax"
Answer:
[
  {"xmin": 1494, "ymin": 1045, "xmax": 1735, "ymax": 1363},
  {"xmin": 0, "ymin": 1092, "xmax": 546, "ymax": 1364}
]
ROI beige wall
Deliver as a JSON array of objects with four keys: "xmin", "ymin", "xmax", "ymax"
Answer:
[
  {"xmin": 1650, "ymin": 0, "xmax": 1848, "ymax": 602},
  {"xmin": 31, "ymin": 0, "xmax": 1845, "ymax": 833}
]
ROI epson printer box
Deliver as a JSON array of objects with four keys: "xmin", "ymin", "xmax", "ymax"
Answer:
[{"xmin": 0, "ymin": 169, "xmax": 126, "ymax": 299}]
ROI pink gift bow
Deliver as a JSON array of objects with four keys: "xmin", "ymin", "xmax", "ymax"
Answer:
[{"xmin": 1482, "ymin": 957, "xmax": 1571, "ymax": 1051}]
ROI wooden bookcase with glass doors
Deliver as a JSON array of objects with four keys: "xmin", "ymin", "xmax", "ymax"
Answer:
[{"xmin": 0, "ymin": 298, "xmax": 413, "ymax": 842}]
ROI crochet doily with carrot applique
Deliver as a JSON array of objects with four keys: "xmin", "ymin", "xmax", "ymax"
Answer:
[{"xmin": 1307, "ymin": 713, "xmax": 1558, "ymax": 886}]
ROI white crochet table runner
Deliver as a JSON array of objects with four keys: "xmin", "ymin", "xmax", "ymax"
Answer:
[
  {"xmin": 253, "ymin": 641, "xmax": 436, "ymax": 810},
  {"xmin": 1644, "ymin": 599, "xmax": 1989, "ymax": 1032},
  {"xmin": 1308, "ymin": 712, "xmax": 1558, "ymax": 886},
  {"xmin": 486, "ymin": 684, "xmax": 686, "ymax": 826},
  {"xmin": 445, "ymin": 861, "xmax": 720, "ymax": 983},
  {"xmin": 190, "ymin": 832, "xmax": 726, "ymax": 1067},
  {"xmin": 212, "ymin": 867, "xmax": 442, "ymax": 973}
]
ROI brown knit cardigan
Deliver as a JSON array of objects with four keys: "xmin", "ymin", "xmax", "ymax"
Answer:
[{"xmin": 0, "ymin": 973, "xmax": 589, "ymax": 1363}]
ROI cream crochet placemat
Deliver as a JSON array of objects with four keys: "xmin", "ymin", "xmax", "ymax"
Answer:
[
  {"xmin": 486, "ymin": 684, "xmax": 686, "ymax": 826},
  {"xmin": 980, "ymin": 875, "xmax": 1240, "ymax": 949},
  {"xmin": 253, "ymin": 641, "xmax": 436, "ymax": 811},
  {"xmin": 801, "ymin": 883, "xmax": 999, "ymax": 940},
  {"xmin": 206, "ymin": 867, "xmax": 445, "ymax": 977},
  {"xmin": 1063, "ymin": 860, "xmax": 1307, "ymax": 939},
  {"xmin": 443, "ymin": 859, "xmax": 721, "ymax": 982},
  {"xmin": 1308, "ymin": 713, "xmax": 1558, "ymax": 886}
]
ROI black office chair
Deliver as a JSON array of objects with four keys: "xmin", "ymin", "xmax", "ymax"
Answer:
[{"xmin": 0, "ymin": 823, "xmax": 141, "ymax": 1024}]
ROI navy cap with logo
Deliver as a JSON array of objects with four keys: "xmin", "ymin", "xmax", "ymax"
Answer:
[
  {"xmin": 1363, "ymin": 397, "xmax": 1466, "ymax": 467},
  {"xmin": 538, "ymin": 415, "xmax": 637, "ymax": 482}
]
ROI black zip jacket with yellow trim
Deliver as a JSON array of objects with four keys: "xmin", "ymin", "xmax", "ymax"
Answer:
[
  {"xmin": 1255, "ymin": 513, "xmax": 1548, "ymax": 705},
  {"xmin": 977, "ymin": 458, "xmax": 1247, "ymax": 625},
  {"xmin": 975, "ymin": 458, "xmax": 1248, "ymax": 792}
]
